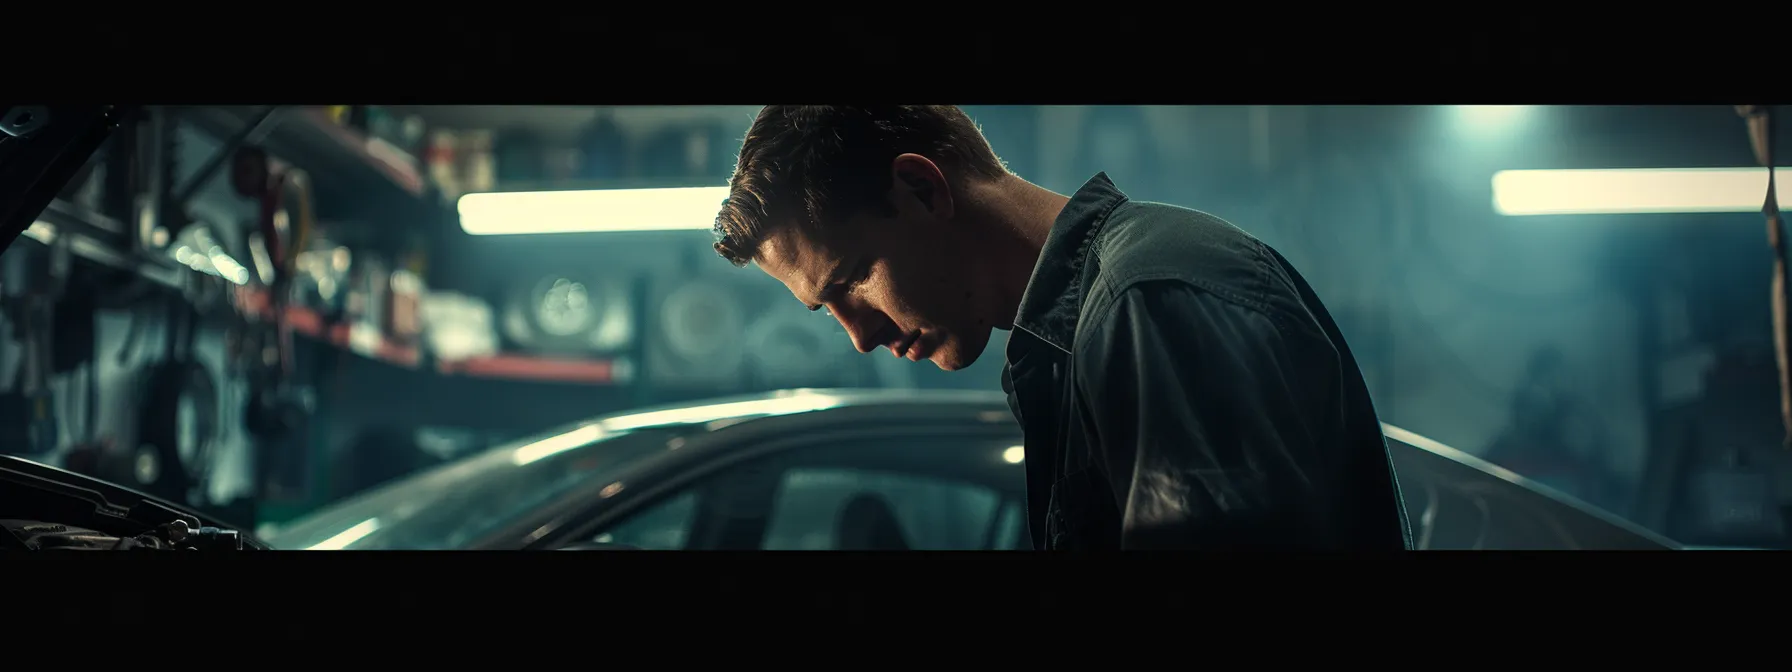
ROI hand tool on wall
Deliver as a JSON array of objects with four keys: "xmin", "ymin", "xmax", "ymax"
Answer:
[
  {"xmin": 0, "ymin": 229, "xmax": 69, "ymax": 456},
  {"xmin": 133, "ymin": 298, "xmax": 219, "ymax": 504}
]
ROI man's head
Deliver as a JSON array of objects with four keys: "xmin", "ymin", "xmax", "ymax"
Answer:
[{"xmin": 713, "ymin": 106, "xmax": 1016, "ymax": 371}]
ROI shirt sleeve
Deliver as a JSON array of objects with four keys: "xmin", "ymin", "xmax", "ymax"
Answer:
[{"xmin": 1074, "ymin": 280, "xmax": 1341, "ymax": 549}]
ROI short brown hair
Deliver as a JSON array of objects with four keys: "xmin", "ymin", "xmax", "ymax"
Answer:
[{"xmin": 713, "ymin": 106, "xmax": 1010, "ymax": 266}]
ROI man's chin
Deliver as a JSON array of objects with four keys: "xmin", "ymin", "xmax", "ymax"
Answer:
[{"xmin": 930, "ymin": 330, "xmax": 991, "ymax": 371}]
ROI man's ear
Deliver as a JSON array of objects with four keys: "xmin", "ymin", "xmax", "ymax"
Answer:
[{"xmin": 890, "ymin": 153, "xmax": 954, "ymax": 220}]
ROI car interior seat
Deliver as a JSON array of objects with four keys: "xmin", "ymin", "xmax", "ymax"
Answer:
[{"xmin": 836, "ymin": 492, "xmax": 911, "ymax": 551}]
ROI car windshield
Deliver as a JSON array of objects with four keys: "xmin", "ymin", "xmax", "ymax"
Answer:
[{"xmin": 264, "ymin": 422, "xmax": 686, "ymax": 550}]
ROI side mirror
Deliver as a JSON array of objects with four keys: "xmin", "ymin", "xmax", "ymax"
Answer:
[{"xmin": 556, "ymin": 541, "xmax": 643, "ymax": 551}]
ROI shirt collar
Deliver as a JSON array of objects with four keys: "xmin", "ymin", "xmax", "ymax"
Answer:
[{"xmin": 1008, "ymin": 173, "xmax": 1129, "ymax": 354}]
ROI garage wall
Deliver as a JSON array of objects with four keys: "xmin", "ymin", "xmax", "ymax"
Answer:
[
  {"xmin": 477, "ymin": 103, "xmax": 1654, "ymax": 492},
  {"xmin": 0, "ymin": 121, "xmax": 263, "ymax": 505},
  {"xmin": 1013, "ymin": 105, "xmax": 1652, "ymax": 502}
]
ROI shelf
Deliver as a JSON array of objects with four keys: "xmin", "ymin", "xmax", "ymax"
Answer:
[
  {"xmin": 181, "ymin": 105, "xmax": 428, "ymax": 208},
  {"xmin": 19, "ymin": 201, "xmax": 186, "ymax": 289},
  {"xmin": 233, "ymin": 286, "xmax": 422, "ymax": 368},
  {"xmin": 25, "ymin": 197, "xmax": 629, "ymax": 388},
  {"xmin": 437, "ymin": 353, "xmax": 629, "ymax": 385},
  {"xmin": 233, "ymin": 286, "xmax": 629, "ymax": 386},
  {"xmin": 38, "ymin": 197, "xmax": 128, "ymax": 239}
]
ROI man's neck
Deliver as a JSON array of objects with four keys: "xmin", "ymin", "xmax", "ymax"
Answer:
[{"xmin": 966, "ymin": 175, "xmax": 1070, "ymax": 329}]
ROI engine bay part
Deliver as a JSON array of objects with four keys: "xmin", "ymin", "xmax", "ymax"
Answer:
[
  {"xmin": 3, "ymin": 518, "xmax": 244, "ymax": 551},
  {"xmin": 0, "ymin": 455, "xmax": 264, "ymax": 551}
]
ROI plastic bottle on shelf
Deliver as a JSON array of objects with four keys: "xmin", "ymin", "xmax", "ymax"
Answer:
[
  {"xmin": 426, "ymin": 129, "xmax": 461, "ymax": 203},
  {"xmin": 345, "ymin": 254, "xmax": 388, "ymax": 358},
  {"xmin": 461, "ymin": 130, "xmax": 497, "ymax": 194},
  {"xmin": 386, "ymin": 267, "xmax": 425, "ymax": 348}
]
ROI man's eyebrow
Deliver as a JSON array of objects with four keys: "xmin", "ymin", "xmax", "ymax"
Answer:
[
  {"xmin": 806, "ymin": 283, "xmax": 839, "ymax": 312},
  {"xmin": 806, "ymin": 259, "xmax": 852, "ymax": 311}
]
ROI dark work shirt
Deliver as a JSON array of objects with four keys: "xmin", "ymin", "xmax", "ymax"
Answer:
[{"xmin": 1001, "ymin": 174, "xmax": 1413, "ymax": 550}]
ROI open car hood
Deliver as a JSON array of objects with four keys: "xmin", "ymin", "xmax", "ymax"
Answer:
[
  {"xmin": 0, "ymin": 454, "xmax": 270, "ymax": 549},
  {"xmin": 0, "ymin": 106, "xmax": 248, "ymax": 549},
  {"xmin": 0, "ymin": 106, "xmax": 129, "ymax": 254}
]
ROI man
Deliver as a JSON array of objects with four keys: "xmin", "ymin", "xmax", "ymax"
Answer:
[{"xmin": 712, "ymin": 106, "xmax": 1412, "ymax": 550}]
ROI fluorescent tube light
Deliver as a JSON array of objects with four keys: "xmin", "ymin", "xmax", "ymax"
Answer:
[
  {"xmin": 458, "ymin": 186, "xmax": 730, "ymax": 235},
  {"xmin": 1455, "ymin": 105, "xmax": 1532, "ymax": 130},
  {"xmin": 1492, "ymin": 167, "xmax": 1791, "ymax": 216}
]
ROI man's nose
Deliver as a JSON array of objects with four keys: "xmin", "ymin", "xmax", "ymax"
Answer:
[{"xmin": 829, "ymin": 301, "xmax": 888, "ymax": 354}]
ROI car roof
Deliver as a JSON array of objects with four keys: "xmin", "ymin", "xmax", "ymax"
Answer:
[{"xmin": 497, "ymin": 387, "xmax": 1015, "ymax": 476}]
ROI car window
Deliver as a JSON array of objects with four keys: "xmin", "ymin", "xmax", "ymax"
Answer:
[
  {"xmin": 586, "ymin": 433, "xmax": 1025, "ymax": 551},
  {"xmin": 266, "ymin": 424, "xmax": 685, "ymax": 550},
  {"xmin": 762, "ymin": 467, "xmax": 1002, "ymax": 550},
  {"xmin": 594, "ymin": 491, "xmax": 699, "ymax": 550}
]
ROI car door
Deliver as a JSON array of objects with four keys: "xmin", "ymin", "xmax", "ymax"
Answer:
[
  {"xmin": 575, "ymin": 425, "xmax": 1029, "ymax": 550},
  {"xmin": 1383, "ymin": 424, "xmax": 1680, "ymax": 550}
]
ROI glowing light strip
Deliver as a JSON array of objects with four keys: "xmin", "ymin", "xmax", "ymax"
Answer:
[
  {"xmin": 1492, "ymin": 167, "xmax": 1791, "ymax": 216},
  {"xmin": 458, "ymin": 187, "xmax": 729, "ymax": 235}
]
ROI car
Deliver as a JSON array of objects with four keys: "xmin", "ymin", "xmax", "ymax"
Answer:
[{"xmin": 262, "ymin": 388, "xmax": 1684, "ymax": 551}]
